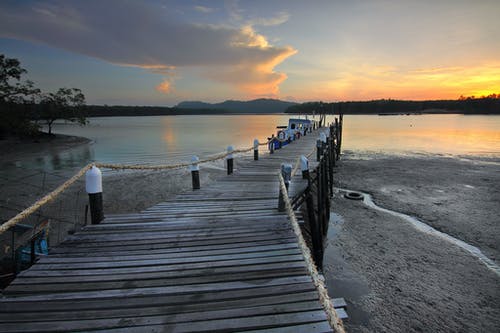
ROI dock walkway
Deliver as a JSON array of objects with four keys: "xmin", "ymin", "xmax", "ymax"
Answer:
[{"xmin": 0, "ymin": 131, "xmax": 338, "ymax": 332}]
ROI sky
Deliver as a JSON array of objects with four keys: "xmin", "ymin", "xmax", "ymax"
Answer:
[{"xmin": 1, "ymin": 0, "xmax": 499, "ymax": 106}]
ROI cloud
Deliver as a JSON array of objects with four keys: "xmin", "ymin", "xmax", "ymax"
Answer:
[
  {"xmin": 155, "ymin": 79, "xmax": 172, "ymax": 94},
  {"xmin": 193, "ymin": 5, "xmax": 214, "ymax": 14},
  {"xmin": 0, "ymin": 0, "xmax": 296, "ymax": 96},
  {"xmin": 225, "ymin": 1, "xmax": 288, "ymax": 27},
  {"xmin": 248, "ymin": 12, "xmax": 290, "ymax": 27}
]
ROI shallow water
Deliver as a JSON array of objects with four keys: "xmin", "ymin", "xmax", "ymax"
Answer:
[{"xmin": 5, "ymin": 114, "xmax": 500, "ymax": 175}]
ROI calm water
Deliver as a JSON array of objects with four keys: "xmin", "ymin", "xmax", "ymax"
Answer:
[{"xmin": 11, "ymin": 114, "xmax": 500, "ymax": 173}]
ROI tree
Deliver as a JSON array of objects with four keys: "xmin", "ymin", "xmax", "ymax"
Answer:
[
  {"xmin": 0, "ymin": 54, "xmax": 40, "ymax": 103},
  {"xmin": 0, "ymin": 54, "xmax": 42, "ymax": 137},
  {"xmin": 39, "ymin": 88, "xmax": 87, "ymax": 135}
]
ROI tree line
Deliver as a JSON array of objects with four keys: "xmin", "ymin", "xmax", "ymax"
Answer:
[
  {"xmin": 285, "ymin": 97, "xmax": 500, "ymax": 115},
  {"xmin": 0, "ymin": 54, "xmax": 86, "ymax": 138}
]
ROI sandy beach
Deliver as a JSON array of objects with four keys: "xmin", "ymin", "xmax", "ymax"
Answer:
[{"xmin": 325, "ymin": 151, "xmax": 500, "ymax": 332}]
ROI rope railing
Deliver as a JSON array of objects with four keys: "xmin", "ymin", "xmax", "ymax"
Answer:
[
  {"xmin": 95, "ymin": 146, "xmax": 255, "ymax": 170},
  {"xmin": 0, "ymin": 163, "xmax": 94, "ymax": 235},
  {"xmin": 0, "ymin": 143, "xmax": 264, "ymax": 236},
  {"xmin": 278, "ymin": 173, "xmax": 345, "ymax": 333}
]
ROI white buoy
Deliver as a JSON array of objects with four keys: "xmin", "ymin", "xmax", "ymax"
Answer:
[
  {"xmin": 320, "ymin": 132, "xmax": 327, "ymax": 143},
  {"xmin": 190, "ymin": 155, "xmax": 200, "ymax": 172},
  {"xmin": 85, "ymin": 166, "xmax": 102, "ymax": 194}
]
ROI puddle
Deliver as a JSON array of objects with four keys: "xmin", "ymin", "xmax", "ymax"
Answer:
[{"xmin": 324, "ymin": 212, "xmax": 371, "ymax": 327}]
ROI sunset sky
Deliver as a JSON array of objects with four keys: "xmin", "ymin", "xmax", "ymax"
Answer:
[{"xmin": 1, "ymin": 0, "xmax": 499, "ymax": 106}]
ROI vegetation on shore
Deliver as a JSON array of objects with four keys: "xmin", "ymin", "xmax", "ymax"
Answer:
[
  {"xmin": 285, "ymin": 96, "xmax": 500, "ymax": 115},
  {"xmin": 78, "ymin": 95, "xmax": 499, "ymax": 118},
  {"xmin": 0, "ymin": 54, "xmax": 86, "ymax": 138}
]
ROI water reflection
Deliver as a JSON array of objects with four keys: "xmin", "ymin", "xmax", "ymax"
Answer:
[
  {"xmin": 33, "ymin": 113, "xmax": 500, "ymax": 171},
  {"xmin": 0, "ymin": 144, "xmax": 94, "ymax": 177},
  {"xmin": 341, "ymin": 114, "xmax": 500, "ymax": 156}
]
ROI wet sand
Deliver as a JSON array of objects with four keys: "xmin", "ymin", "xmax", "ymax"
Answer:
[{"xmin": 325, "ymin": 152, "xmax": 500, "ymax": 332}]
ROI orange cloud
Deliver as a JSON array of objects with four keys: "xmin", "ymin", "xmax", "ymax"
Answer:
[
  {"xmin": 207, "ymin": 26, "xmax": 297, "ymax": 97},
  {"xmin": 155, "ymin": 80, "xmax": 172, "ymax": 94}
]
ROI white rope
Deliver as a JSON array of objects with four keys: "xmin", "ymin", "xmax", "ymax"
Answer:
[
  {"xmin": 0, "ymin": 163, "xmax": 94, "ymax": 235},
  {"xmin": 278, "ymin": 173, "xmax": 346, "ymax": 333}
]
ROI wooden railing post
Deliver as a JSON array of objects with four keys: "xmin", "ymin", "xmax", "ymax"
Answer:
[
  {"xmin": 300, "ymin": 155, "xmax": 309, "ymax": 179},
  {"xmin": 253, "ymin": 139, "xmax": 259, "ymax": 161},
  {"xmin": 326, "ymin": 138, "xmax": 334, "ymax": 196},
  {"xmin": 190, "ymin": 155, "xmax": 200, "ymax": 190},
  {"xmin": 316, "ymin": 139, "xmax": 322, "ymax": 162},
  {"xmin": 269, "ymin": 137, "xmax": 275, "ymax": 154},
  {"xmin": 317, "ymin": 159, "xmax": 324, "ymax": 237},
  {"xmin": 85, "ymin": 166, "xmax": 104, "ymax": 225},
  {"xmin": 306, "ymin": 188, "xmax": 323, "ymax": 269},
  {"xmin": 278, "ymin": 163, "xmax": 292, "ymax": 212},
  {"xmin": 226, "ymin": 145, "xmax": 234, "ymax": 175}
]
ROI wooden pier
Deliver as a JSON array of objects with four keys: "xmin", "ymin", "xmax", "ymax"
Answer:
[{"xmin": 0, "ymin": 128, "xmax": 343, "ymax": 332}]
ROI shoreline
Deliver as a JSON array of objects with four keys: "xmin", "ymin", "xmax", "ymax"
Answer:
[
  {"xmin": 326, "ymin": 151, "xmax": 500, "ymax": 332},
  {"xmin": 0, "ymin": 133, "xmax": 92, "ymax": 161}
]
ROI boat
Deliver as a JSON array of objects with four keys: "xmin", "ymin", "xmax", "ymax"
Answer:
[{"xmin": 270, "ymin": 118, "xmax": 316, "ymax": 150}]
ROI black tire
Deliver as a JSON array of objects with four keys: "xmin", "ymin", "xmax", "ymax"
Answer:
[{"xmin": 344, "ymin": 192, "xmax": 364, "ymax": 200}]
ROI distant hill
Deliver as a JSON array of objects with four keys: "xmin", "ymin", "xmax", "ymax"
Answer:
[{"xmin": 176, "ymin": 98, "xmax": 297, "ymax": 113}]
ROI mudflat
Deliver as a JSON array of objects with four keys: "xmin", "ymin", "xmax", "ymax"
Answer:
[{"xmin": 325, "ymin": 152, "xmax": 500, "ymax": 332}]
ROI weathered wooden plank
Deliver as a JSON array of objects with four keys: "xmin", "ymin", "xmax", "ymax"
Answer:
[
  {"xmin": 0, "ymin": 290, "xmax": 320, "ymax": 322},
  {"xmin": 50, "ymin": 236, "xmax": 297, "ymax": 255},
  {"xmin": 2, "ymin": 276, "xmax": 313, "ymax": 302},
  {"xmin": 99, "ymin": 311, "xmax": 329, "ymax": 333},
  {"xmin": 57, "ymin": 229, "xmax": 295, "ymax": 249},
  {"xmin": 19, "ymin": 255, "xmax": 305, "ymax": 277},
  {"xmin": 48, "ymin": 238, "xmax": 296, "ymax": 257},
  {"xmin": 11, "ymin": 261, "xmax": 307, "ymax": 285},
  {"xmin": 0, "ymin": 309, "xmax": 328, "ymax": 332},
  {"xmin": 5, "ymin": 267, "xmax": 307, "ymax": 295},
  {"xmin": 1, "ymin": 283, "xmax": 317, "ymax": 312},
  {"xmin": 335, "ymin": 308, "xmax": 349, "ymax": 320},
  {"xmin": 245, "ymin": 322, "xmax": 333, "ymax": 333},
  {"xmin": 37, "ymin": 242, "xmax": 299, "ymax": 264},
  {"xmin": 28, "ymin": 248, "xmax": 301, "ymax": 271}
]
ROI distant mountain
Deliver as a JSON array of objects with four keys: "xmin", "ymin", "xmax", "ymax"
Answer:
[{"xmin": 176, "ymin": 98, "xmax": 297, "ymax": 113}]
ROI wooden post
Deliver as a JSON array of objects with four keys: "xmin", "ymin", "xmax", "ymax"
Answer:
[
  {"xmin": 317, "ymin": 159, "xmax": 324, "ymax": 243},
  {"xmin": 306, "ymin": 190, "xmax": 323, "ymax": 269},
  {"xmin": 300, "ymin": 155, "xmax": 309, "ymax": 179},
  {"xmin": 226, "ymin": 145, "xmax": 234, "ymax": 175},
  {"xmin": 85, "ymin": 166, "xmax": 104, "ymax": 225},
  {"xmin": 190, "ymin": 155, "xmax": 200, "ymax": 190},
  {"xmin": 278, "ymin": 163, "xmax": 292, "ymax": 211},
  {"xmin": 316, "ymin": 139, "xmax": 323, "ymax": 162},
  {"xmin": 253, "ymin": 139, "xmax": 259, "ymax": 160},
  {"xmin": 339, "ymin": 112, "xmax": 343, "ymax": 155},
  {"xmin": 269, "ymin": 136, "xmax": 275, "ymax": 154},
  {"xmin": 327, "ymin": 138, "xmax": 334, "ymax": 196}
]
